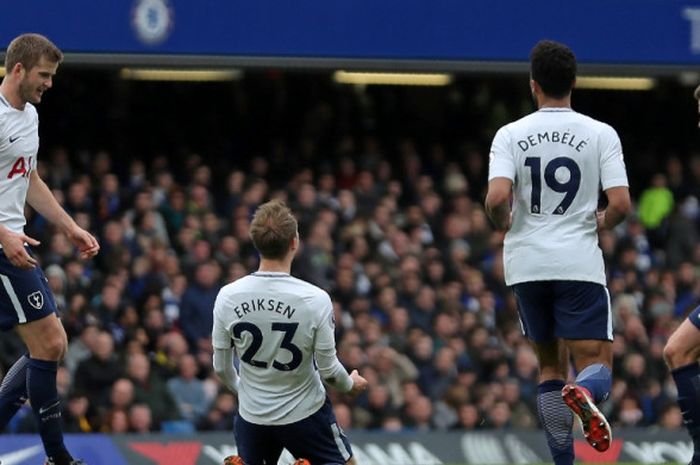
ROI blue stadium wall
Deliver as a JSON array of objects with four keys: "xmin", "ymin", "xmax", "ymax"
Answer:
[
  {"xmin": 0, "ymin": 0, "xmax": 699, "ymax": 69},
  {"xmin": 0, "ymin": 430, "xmax": 693, "ymax": 464}
]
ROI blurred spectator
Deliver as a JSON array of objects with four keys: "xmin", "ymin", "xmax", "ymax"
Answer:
[
  {"xmin": 74, "ymin": 331, "xmax": 123, "ymax": 408},
  {"xmin": 197, "ymin": 391, "xmax": 237, "ymax": 431},
  {"xmin": 126, "ymin": 353, "xmax": 180, "ymax": 428},
  {"xmin": 63, "ymin": 394, "xmax": 93, "ymax": 433},
  {"xmin": 166, "ymin": 354, "xmax": 209, "ymax": 422},
  {"xmin": 638, "ymin": 173, "xmax": 674, "ymax": 248},
  {"xmin": 179, "ymin": 261, "xmax": 220, "ymax": 350},
  {"xmin": 64, "ymin": 324, "xmax": 99, "ymax": 376},
  {"xmin": 128, "ymin": 404, "xmax": 153, "ymax": 433}
]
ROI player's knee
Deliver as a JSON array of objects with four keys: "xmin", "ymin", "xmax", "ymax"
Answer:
[
  {"xmin": 344, "ymin": 458, "xmax": 357, "ymax": 465},
  {"xmin": 34, "ymin": 333, "xmax": 67, "ymax": 361},
  {"xmin": 663, "ymin": 338, "xmax": 690, "ymax": 369}
]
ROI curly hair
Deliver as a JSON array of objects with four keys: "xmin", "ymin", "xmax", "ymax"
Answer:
[{"xmin": 530, "ymin": 40, "xmax": 576, "ymax": 99}]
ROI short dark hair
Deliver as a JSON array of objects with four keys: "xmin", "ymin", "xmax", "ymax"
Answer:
[
  {"xmin": 5, "ymin": 33, "xmax": 63, "ymax": 71},
  {"xmin": 249, "ymin": 200, "xmax": 298, "ymax": 260},
  {"xmin": 530, "ymin": 40, "xmax": 576, "ymax": 99}
]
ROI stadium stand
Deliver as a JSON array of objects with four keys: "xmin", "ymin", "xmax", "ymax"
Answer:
[{"xmin": 0, "ymin": 71, "xmax": 697, "ymax": 437}]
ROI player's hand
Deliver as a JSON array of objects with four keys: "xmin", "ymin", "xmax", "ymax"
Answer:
[
  {"xmin": 596, "ymin": 210, "xmax": 606, "ymax": 231},
  {"xmin": 66, "ymin": 225, "xmax": 100, "ymax": 259},
  {"xmin": 0, "ymin": 230, "xmax": 39, "ymax": 269},
  {"xmin": 348, "ymin": 369, "xmax": 368, "ymax": 397}
]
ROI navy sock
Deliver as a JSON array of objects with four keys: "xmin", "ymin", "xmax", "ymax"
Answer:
[
  {"xmin": 575, "ymin": 363, "xmax": 612, "ymax": 403},
  {"xmin": 27, "ymin": 358, "xmax": 72, "ymax": 463},
  {"xmin": 672, "ymin": 362, "xmax": 700, "ymax": 462},
  {"xmin": 0, "ymin": 354, "xmax": 29, "ymax": 429},
  {"xmin": 537, "ymin": 380, "xmax": 573, "ymax": 465}
]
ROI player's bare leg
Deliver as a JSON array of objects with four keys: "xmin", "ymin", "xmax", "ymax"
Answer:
[
  {"xmin": 664, "ymin": 315, "xmax": 700, "ymax": 465},
  {"xmin": 664, "ymin": 318, "xmax": 700, "ymax": 369},
  {"xmin": 16, "ymin": 314, "xmax": 68, "ymax": 361},
  {"xmin": 563, "ymin": 339, "xmax": 613, "ymax": 452}
]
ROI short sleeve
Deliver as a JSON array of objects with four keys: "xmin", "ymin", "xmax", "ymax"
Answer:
[
  {"xmin": 211, "ymin": 291, "xmax": 233, "ymax": 349},
  {"xmin": 313, "ymin": 292, "xmax": 336, "ymax": 352},
  {"xmin": 488, "ymin": 126, "xmax": 516, "ymax": 181},
  {"xmin": 598, "ymin": 125, "xmax": 629, "ymax": 190}
]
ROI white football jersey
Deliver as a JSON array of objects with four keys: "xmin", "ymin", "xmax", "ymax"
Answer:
[
  {"xmin": 0, "ymin": 94, "xmax": 39, "ymax": 234},
  {"xmin": 488, "ymin": 108, "xmax": 628, "ymax": 285},
  {"xmin": 213, "ymin": 271, "xmax": 343, "ymax": 425}
]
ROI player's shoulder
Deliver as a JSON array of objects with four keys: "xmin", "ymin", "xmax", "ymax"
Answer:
[
  {"xmin": 288, "ymin": 275, "xmax": 332, "ymax": 303},
  {"xmin": 0, "ymin": 102, "xmax": 37, "ymax": 124},
  {"xmin": 0, "ymin": 100, "xmax": 12, "ymax": 121},
  {"xmin": 218, "ymin": 274, "xmax": 256, "ymax": 294},
  {"xmin": 494, "ymin": 112, "xmax": 540, "ymax": 138},
  {"xmin": 570, "ymin": 111, "xmax": 618, "ymax": 138},
  {"xmin": 24, "ymin": 102, "xmax": 39, "ymax": 120},
  {"xmin": 215, "ymin": 275, "xmax": 256, "ymax": 303},
  {"xmin": 491, "ymin": 119, "xmax": 519, "ymax": 143}
]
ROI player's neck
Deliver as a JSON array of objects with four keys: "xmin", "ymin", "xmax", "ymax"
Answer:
[
  {"xmin": 538, "ymin": 95, "xmax": 571, "ymax": 110},
  {"xmin": 257, "ymin": 259, "xmax": 292, "ymax": 274},
  {"xmin": 0, "ymin": 81, "xmax": 25, "ymax": 110}
]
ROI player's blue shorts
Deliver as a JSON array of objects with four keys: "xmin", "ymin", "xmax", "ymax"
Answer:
[
  {"xmin": 234, "ymin": 397, "xmax": 352, "ymax": 465},
  {"xmin": 513, "ymin": 280, "xmax": 612, "ymax": 343},
  {"xmin": 0, "ymin": 247, "xmax": 57, "ymax": 330},
  {"xmin": 688, "ymin": 306, "xmax": 700, "ymax": 330}
]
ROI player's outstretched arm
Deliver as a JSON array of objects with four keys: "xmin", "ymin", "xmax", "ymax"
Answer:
[
  {"xmin": 213, "ymin": 347, "xmax": 240, "ymax": 393},
  {"xmin": 26, "ymin": 171, "xmax": 99, "ymax": 259}
]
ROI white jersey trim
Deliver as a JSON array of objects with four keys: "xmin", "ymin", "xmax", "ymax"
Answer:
[
  {"xmin": 604, "ymin": 287, "xmax": 612, "ymax": 341},
  {"xmin": 331, "ymin": 423, "xmax": 351, "ymax": 460},
  {"xmin": 1, "ymin": 274, "xmax": 26, "ymax": 323}
]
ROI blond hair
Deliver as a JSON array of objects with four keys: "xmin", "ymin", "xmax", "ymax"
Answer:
[
  {"xmin": 249, "ymin": 200, "xmax": 298, "ymax": 260},
  {"xmin": 5, "ymin": 33, "xmax": 63, "ymax": 71}
]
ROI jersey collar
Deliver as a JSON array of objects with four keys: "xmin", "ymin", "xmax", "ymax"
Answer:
[
  {"xmin": 252, "ymin": 271, "xmax": 291, "ymax": 277},
  {"xmin": 537, "ymin": 107, "xmax": 574, "ymax": 112}
]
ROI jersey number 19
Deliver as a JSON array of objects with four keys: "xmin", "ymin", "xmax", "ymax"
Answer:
[{"xmin": 524, "ymin": 156, "xmax": 581, "ymax": 215}]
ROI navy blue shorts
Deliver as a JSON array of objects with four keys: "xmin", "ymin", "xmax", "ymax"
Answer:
[
  {"xmin": 234, "ymin": 397, "xmax": 352, "ymax": 465},
  {"xmin": 688, "ymin": 306, "xmax": 700, "ymax": 330},
  {"xmin": 0, "ymin": 247, "xmax": 57, "ymax": 330},
  {"xmin": 513, "ymin": 280, "xmax": 612, "ymax": 343}
]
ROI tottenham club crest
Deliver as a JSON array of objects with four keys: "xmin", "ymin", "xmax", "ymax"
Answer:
[
  {"xmin": 28, "ymin": 291, "xmax": 44, "ymax": 310},
  {"xmin": 132, "ymin": 0, "xmax": 174, "ymax": 46}
]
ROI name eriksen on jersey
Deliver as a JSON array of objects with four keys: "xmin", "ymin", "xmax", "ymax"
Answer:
[
  {"xmin": 517, "ymin": 131, "xmax": 588, "ymax": 153},
  {"xmin": 233, "ymin": 298, "xmax": 296, "ymax": 319}
]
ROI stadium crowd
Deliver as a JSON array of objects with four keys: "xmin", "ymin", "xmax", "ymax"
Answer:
[{"xmin": 0, "ymin": 78, "xmax": 697, "ymax": 435}]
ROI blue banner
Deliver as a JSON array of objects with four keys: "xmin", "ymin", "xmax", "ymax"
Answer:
[
  {"xmin": 0, "ymin": 434, "xmax": 128, "ymax": 465},
  {"xmin": 0, "ymin": 430, "xmax": 694, "ymax": 464},
  {"xmin": 0, "ymin": 0, "xmax": 699, "ymax": 66}
]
